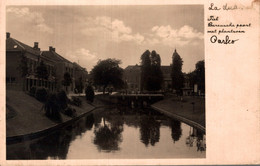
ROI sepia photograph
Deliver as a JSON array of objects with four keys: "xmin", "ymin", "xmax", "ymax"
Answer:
[{"xmin": 5, "ymin": 5, "xmax": 205, "ymax": 159}]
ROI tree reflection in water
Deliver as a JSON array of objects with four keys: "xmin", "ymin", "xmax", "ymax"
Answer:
[
  {"xmin": 7, "ymin": 107, "xmax": 206, "ymax": 159},
  {"xmin": 93, "ymin": 111, "xmax": 124, "ymax": 152},
  {"xmin": 29, "ymin": 129, "xmax": 72, "ymax": 159},
  {"xmin": 85, "ymin": 113, "xmax": 95, "ymax": 130},
  {"xmin": 139, "ymin": 116, "xmax": 160, "ymax": 147},
  {"xmin": 170, "ymin": 119, "xmax": 182, "ymax": 143}
]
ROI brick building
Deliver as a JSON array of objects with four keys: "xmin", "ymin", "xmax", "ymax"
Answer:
[
  {"xmin": 73, "ymin": 62, "xmax": 88, "ymax": 93},
  {"xmin": 123, "ymin": 65, "xmax": 141, "ymax": 92},
  {"xmin": 123, "ymin": 65, "xmax": 172, "ymax": 92},
  {"xmin": 6, "ymin": 32, "xmax": 87, "ymax": 93},
  {"xmin": 6, "ymin": 32, "xmax": 56, "ymax": 91},
  {"xmin": 42, "ymin": 47, "xmax": 75, "ymax": 92}
]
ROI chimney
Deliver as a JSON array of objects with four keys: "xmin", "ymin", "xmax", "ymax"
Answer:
[
  {"xmin": 49, "ymin": 46, "xmax": 55, "ymax": 52},
  {"xmin": 6, "ymin": 32, "xmax": 10, "ymax": 39},
  {"xmin": 34, "ymin": 42, "xmax": 40, "ymax": 50}
]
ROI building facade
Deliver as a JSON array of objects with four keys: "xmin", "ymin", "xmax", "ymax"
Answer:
[
  {"xmin": 6, "ymin": 32, "xmax": 87, "ymax": 93},
  {"xmin": 123, "ymin": 49, "xmax": 195, "ymax": 94},
  {"xmin": 42, "ymin": 47, "xmax": 75, "ymax": 92},
  {"xmin": 73, "ymin": 62, "xmax": 88, "ymax": 93},
  {"xmin": 123, "ymin": 65, "xmax": 141, "ymax": 92},
  {"xmin": 123, "ymin": 65, "xmax": 172, "ymax": 92},
  {"xmin": 6, "ymin": 33, "xmax": 56, "ymax": 91}
]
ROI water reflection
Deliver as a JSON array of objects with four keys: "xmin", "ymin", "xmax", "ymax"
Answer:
[
  {"xmin": 7, "ymin": 113, "xmax": 95, "ymax": 160},
  {"xmin": 7, "ymin": 107, "xmax": 206, "ymax": 159},
  {"xmin": 93, "ymin": 117, "xmax": 123, "ymax": 152},
  {"xmin": 185, "ymin": 127, "xmax": 206, "ymax": 152},
  {"xmin": 170, "ymin": 120, "xmax": 182, "ymax": 143},
  {"xmin": 139, "ymin": 116, "xmax": 160, "ymax": 146}
]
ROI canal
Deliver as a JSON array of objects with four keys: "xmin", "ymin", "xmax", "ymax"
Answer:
[{"xmin": 7, "ymin": 106, "xmax": 206, "ymax": 159}]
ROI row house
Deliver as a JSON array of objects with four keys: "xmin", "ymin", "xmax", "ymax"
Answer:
[
  {"xmin": 6, "ymin": 32, "xmax": 87, "ymax": 93},
  {"xmin": 6, "ymin": 32, "xmax": 56, "ymax": 91},
  {"xmin": 73, "ymin": 62, "xmax": 88, "ymax": 93},
  {"xmin": 42, "ymin": 47, "xmax": 75, "ymax": 92}
]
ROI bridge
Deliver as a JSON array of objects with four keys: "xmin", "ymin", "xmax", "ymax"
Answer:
[{"xmin": 110, "ymin": 93, "xmax": 164, "ymax": 108}]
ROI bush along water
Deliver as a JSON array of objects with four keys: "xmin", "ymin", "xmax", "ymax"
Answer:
[
  {"xmin": 43, "ymin": 93, "xmax": 61, "ymax": 122},
  {"xmin": 85, "ymin": 85, "xmax": 94, "ymax": 103},
  {"xmin": 29, "ymin": 86, "xmax": 37, "ymax": 97},
  {"xmin": 63, "ymin": 106, "xmax": 77, "ymax": 118},
  {"xmin": 43, "ymin": 90, "xmax": 77, "ymax": 121},
  {"xmin": 56, "ymin": 90, "xmax": 68, "ymax": 110},
  {"xmin": 35, "ymin": 88, "xmax": 48, "ymax": 102},
  {"xmin": 70, "ymin": 96, "xmax": 82, "ymax": 107}
]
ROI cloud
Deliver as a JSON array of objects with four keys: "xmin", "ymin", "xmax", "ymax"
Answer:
[
  {"xmin": 148, "ymin": 25, "xmax": 203, "ymax": 47},
  {"xmin": 66, "ymin": 48, "xmax": 98, "ymax": 71},
  {"xmin": 81, "ymin": 16, "xmax": 144, "ymax": 44},
  {"xmin": 7, "ymin": 7, "xmax": 53, "ymax": 34}
]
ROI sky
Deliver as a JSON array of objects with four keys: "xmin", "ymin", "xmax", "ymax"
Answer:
[{"xmin": 6, "ymin": 5, "xmax": 204, "ymax": 73}]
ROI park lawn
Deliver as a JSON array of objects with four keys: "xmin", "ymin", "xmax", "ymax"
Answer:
[{"xmin": 152, "ymin": 96, "xmax": 205, "ymax": 127}]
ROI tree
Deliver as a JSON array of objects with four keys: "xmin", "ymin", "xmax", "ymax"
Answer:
[
  {"xmin": 18, "ymin": 54, "xmax": 28, "ymax": 78},
  {"xmin": 75, "ymin": 77, "xmax": 84, "ymax": 93},
  {"xmin": 195, "ymin": 60, "xmax": 205, "ymax": 93},
  {"xmin": 171, "ymin": 49, "xmax": 184, "ymax": 92},
  {"xmin": 36, "ymin": 61, "xmax": 49, "ymax": 87},
  {"xmin": 85, "ymin": 84, "xmax": 94, "ymax": 103},
  {"xmin": 147, "ymin": 50, "xmax": 163, "ymax": 91},
  {"xmin": 140, "ymin": 50, "xmax": 151, "ymax": 91},
  {"xmin": 91, "ymin": 58, "xmax": 124, "ymax": 94},
  {"xmin": 62, "ymin": 72, "xmax": 72, "ymax": 92},
  {"xmin": 186, "ymin": 71, "xmax": 197, "ymax": 89},
  {"xmin": 17, "ymin": 54, "xmax": 28, "ymax": 90},
  {"xmin": 140, "ymin": 50, "xmax": 163, "ymax": 91}
]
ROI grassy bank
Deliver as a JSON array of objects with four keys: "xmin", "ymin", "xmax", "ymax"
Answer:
[
  {"xmin": 151, "ymin": 96, "xmax": 205, "ymax": 129},
  {"xmin": 6, "ymin": 90, "xmax": 95, "ymax": 138}
]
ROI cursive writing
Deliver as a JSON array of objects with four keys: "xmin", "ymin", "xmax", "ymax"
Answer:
[
  {"xmin": 208, "ymin": 15, "xmax": 219, "ymax": 21},
  {"xmin": 223, "ymin": 3, "xmax": 243, "ymax": 10},
  {"xmin": 209, "ymin": 3, "xmax": 221, "ymax": 10},
  {"xmin": 210, "ymin": 35, "xmax": 239, "ymax": 44}
]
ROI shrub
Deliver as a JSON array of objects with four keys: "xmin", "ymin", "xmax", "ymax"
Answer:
[
  {"xmin": 70, "ymin": 96, "xmax": 82, "ymax": 107},
  {"xmin": 35, "ymin": 88, "xmax": 48, "ymax": 102},
  {"xmin": 57, "ymin": 90, "xmax": 68, "ymax": 109},
  {"xmin": 63, "ymin": 106, "xmax": 76, "ymax": 117},
  {"xmin": 85, "ymin": 85, "xmax": 94, "ymax": 103},
  {"xmin": 44, "ymin": 93, "xmax": 61, "ymax": 121},
  {"xmin": 29, "ymin": 86, "xmax": 36, "ymax": 97}
]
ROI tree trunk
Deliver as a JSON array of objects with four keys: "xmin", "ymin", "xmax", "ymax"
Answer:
[{"xmin": 103, "ymin": 85, "xmax": 107, "ymax": 94}]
